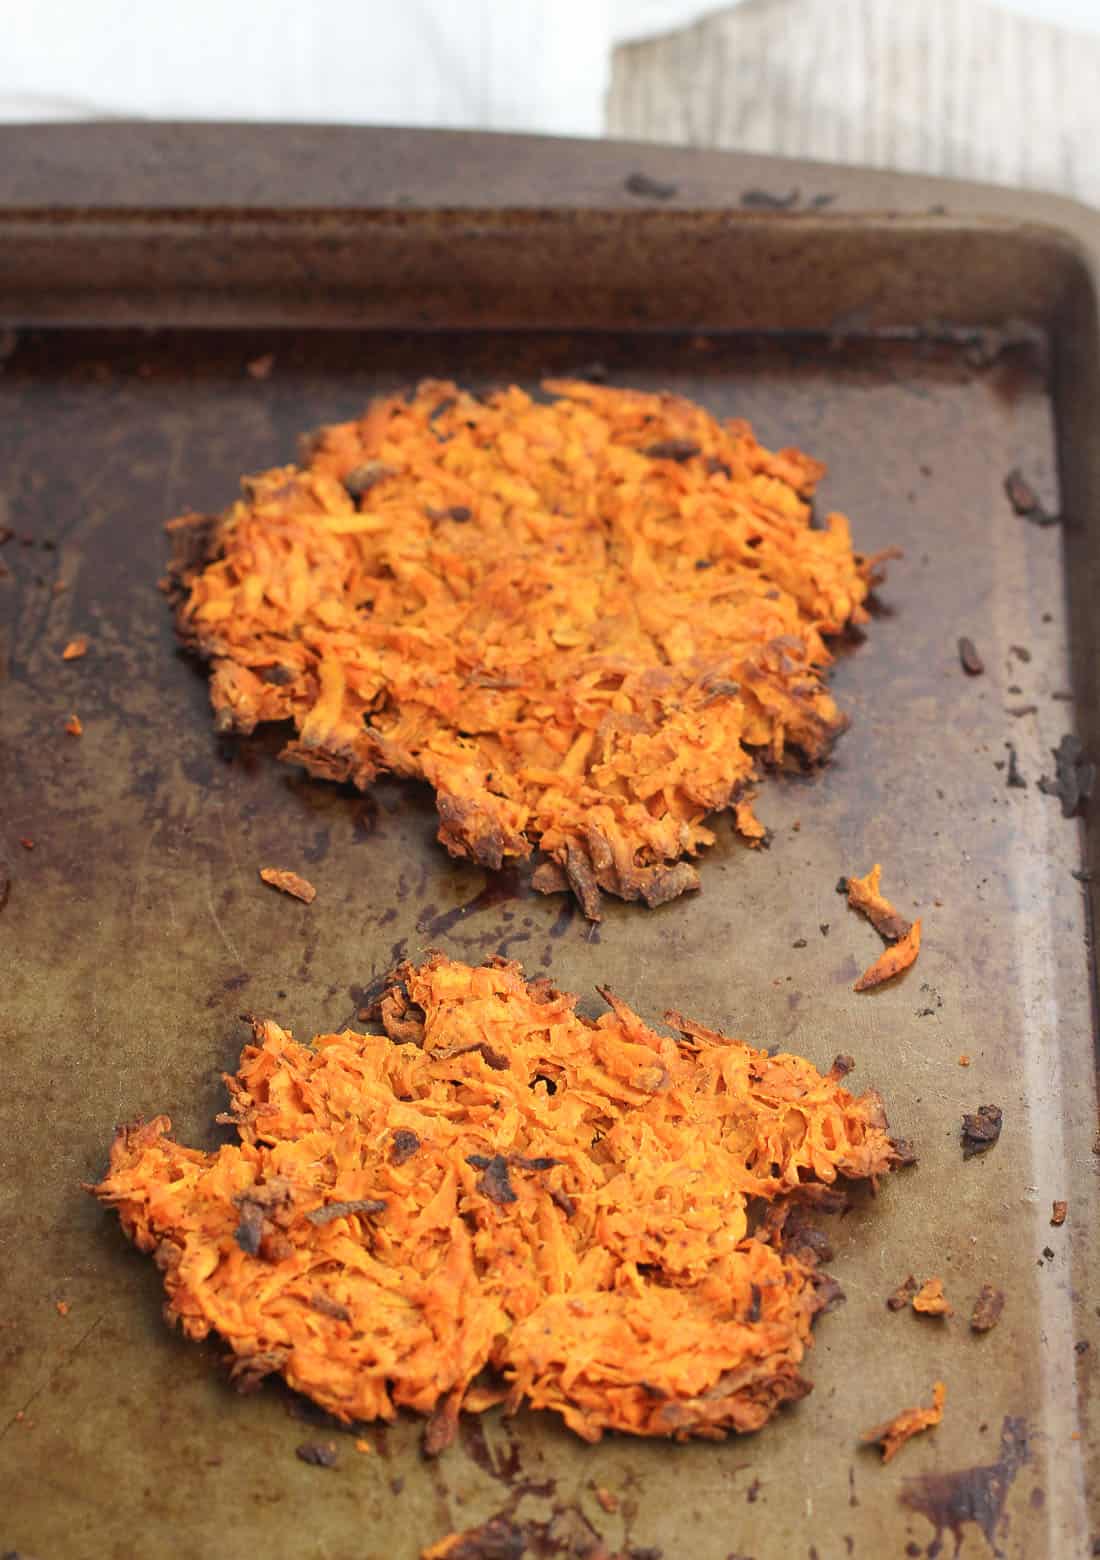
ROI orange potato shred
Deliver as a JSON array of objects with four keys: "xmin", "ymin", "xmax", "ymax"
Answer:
[
  {"xmin": 846, "ymin": 864, "xmax": 912, "ymax": 942},
  {"xmin": 854, "ymin": 920, "xmax": 922, "ymax": 992},
  {"xmin": 912, "ymin": 1277, "xmax": 953, "ymax": 1317},
  {"xmin": 167, "ymin": 380, "xmax": 890, "ymax": 916},
  {"xmin": 88, "ymin": 956, "xmax": 912, "ymax": 1446},
  {"xmin": 258, "ymin": 867, "xmax": 317, "ymax": 904},
  {"xmin": 862, "ymin": 1381, "xmax": 946, "ymax": 1463}
]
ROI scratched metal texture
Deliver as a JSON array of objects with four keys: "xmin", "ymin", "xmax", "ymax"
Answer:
[{"xmin": 0, "ymin": 129, "xmax": 1097, "ymax": 1560}]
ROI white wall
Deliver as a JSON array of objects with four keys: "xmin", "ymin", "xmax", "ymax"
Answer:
[{"xmin": 0, "ymin": 0, "xmax": 1097, "ymax": 134}]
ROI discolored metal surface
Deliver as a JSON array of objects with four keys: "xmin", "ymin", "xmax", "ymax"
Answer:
[{"xmin": 0, "ymin": 131, "xmax": 1097, "ymax": 1560}]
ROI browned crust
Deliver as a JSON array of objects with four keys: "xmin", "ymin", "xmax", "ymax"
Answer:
[{"xmin": 166, "ymin": 382, "xmax": 882, "ymax": 916}]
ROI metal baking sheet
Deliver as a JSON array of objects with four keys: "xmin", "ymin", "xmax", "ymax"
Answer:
[{"xmin": 0, "ymin": 128, "xmax": 1096, "ymax": 1560}]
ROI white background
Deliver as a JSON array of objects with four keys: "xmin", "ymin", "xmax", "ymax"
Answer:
[{"xmin": 1, "ymin": 0, "xmax": 1098, "ymax": 137}]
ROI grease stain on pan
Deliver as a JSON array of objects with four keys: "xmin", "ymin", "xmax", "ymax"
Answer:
[{"xmin": 900, "ymin": 1415, "xmax": 1031, "ymax": 1558}]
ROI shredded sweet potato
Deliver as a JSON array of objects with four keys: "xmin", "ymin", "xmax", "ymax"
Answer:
[
  {"xmin": 88, "ymin": 955, "xmax": 911, "ymax": 1445},
  {"xmin": 853, "ymin": 920, "xmax": 921, "ymax": 991},
  {"xmin": 846, "ymin": 864, "xmax": 911, "ymax": 942},
  {"xmin": 862, "ymin": 1381, "xmax": 945, "ymax": 1463},
  {"xmin": 258, "ymin": 867, "xmax": 317, "ymax": 904},
  {"xmin": 167, "ymin": 381, "xmax": 887, "ymax": 916},
  {"xmin": 912, "ymin": 1277, "xmax": 952, "ymax": 1317},
  {"xmin": 64, "ymin": 713, "xmax": 83, "ymax": 737},
  {"xmin": 62, "ymin": 635, "xmax": 88, "ymax": 661}
]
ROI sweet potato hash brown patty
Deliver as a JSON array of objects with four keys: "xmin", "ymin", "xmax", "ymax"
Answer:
[
  {"xmin": 167, "ymin": 380, "xmax": 889, "ymax": 916},
  {"xmin": 89, "ymin": 955, "xmax": 912, "ymax": 1446}
]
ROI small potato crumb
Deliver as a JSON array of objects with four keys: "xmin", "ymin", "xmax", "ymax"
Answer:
[
  {"xmin": 259, "ymin": 867, "xmax": 317, "ymax": 904},
  {"xmin": 862, "ymin": 1381, "xmax": 945, "ymax": 1463},
  {"xmin": 912, "ymin": 1277, "xmax": 953, "ymax": 1317}
]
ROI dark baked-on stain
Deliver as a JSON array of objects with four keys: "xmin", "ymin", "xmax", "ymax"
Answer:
[
  {"xmin": 295, "ymin": 1440, "xmax": 338, "ymax": 1468},
  {"xmin": 624, "ymin": 171, "xmax": 678, "ymax": 200},
  {"xmin": 887, "ymin": 1275, "xmax": 918, "ymax": 1312},
  {"xmin": 436, "ymin": 1515, "xmax": 526, "ymax": 1558},
  {"xmin": 1004, "ymin": 467, "xmax": 1059, "ymax": 526},
  {"xmin": 0, "ymin": 862, "xmax": 10, "ymax": 915},
  {"xmin": 741, "ymin": 187, "xmax": 800, "ymax": 209},
  {"xmin": 1005, "ymin": 744, "xmax": 1027, "ymax": 789},
  {"xmin": 1037, "ymin": 733, "xmax": 1095, "ymax": 819},
  {"xmin": 900, "ymin": 1415, "xmax": 1030, "ymax": 1556},
  {"xmin": 962, "ymin": 1104, "xmax": 1003, "ymax": 1159},
  {"xmin": 957, "ymin": 636, "xmax": 984, "ymax": 676},
  {"xmin": 421, "ymin": 1507, "xmax": 634, "ymax": 1560},
  {"xmin": 970, "ymin": 1284, "xmax": 1005, "ymax": 1334}
]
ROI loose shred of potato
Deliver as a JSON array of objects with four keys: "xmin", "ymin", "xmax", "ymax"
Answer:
[
  {"xmin": 862, "ymin": 1381, "xmax": 945, "ymax": 1463},
  {"xmin": 88, "ymin": 955, "xmax": 911, "ymax": 1445},
  {"xmin": 167, "ymin": 381, "xmax": 888, "ymax": 916},
  {"xmin": 854, "ymin": 920, "xmax": 921, "ymax": 991},
  {"xmin": 912, "ymin": 1277, "xmax": 953, "ymax": 1317},
  {"xmin": 846, "ymin": 864, "xmax": 911, "ymax": 943},
  {"xmin": 258, "ymin": 867, "xmax": 316, "ymax": 904}
]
